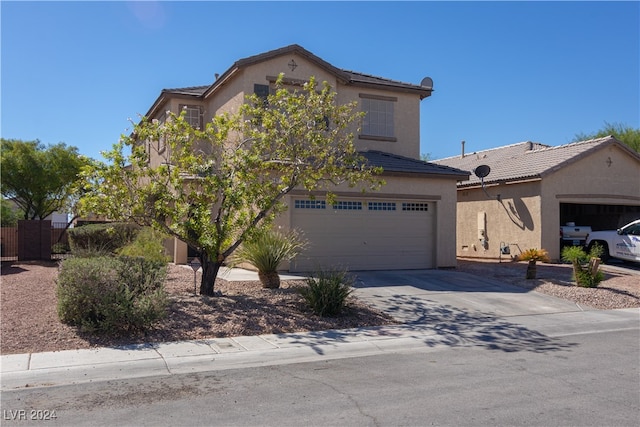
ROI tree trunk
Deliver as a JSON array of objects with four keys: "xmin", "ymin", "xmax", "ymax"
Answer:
[
  {"xmin": 57, "ymin": 214, "xmax": 79, "ymax": 243},
  {"xmin": 525, "ymin": 260, "xmax": 537, "ymax": 279},
  {"xmin": 572, "ymin": 261, "xmax": 584, "ymax": 286},
  {"xmin": 589, "ymin": 257, "xmax": 601, "ymax": 277},
  {"xmin": 199, "ymin": 252, "xmax": 222, "ymax": 296}
]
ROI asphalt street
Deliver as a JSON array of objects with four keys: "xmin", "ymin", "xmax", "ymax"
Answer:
[{"xmin": 1, "ymin": 328, "xmax": 638, "ymax": 426}]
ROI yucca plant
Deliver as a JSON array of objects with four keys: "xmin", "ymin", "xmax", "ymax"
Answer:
[
  {"xmin": 299, "ymin": 269, "xmax": 354, "ymax": 316},
  {"xmin": 231, "ymin": 228, "xmax": 307, "ymax": 288},
  {"xmin": 517, "ymin": 248, "xmax": 550, "ymax": 279},
  {"xmin": 561, "ymin": 244, "xmax": 604, "ymax": 288}
]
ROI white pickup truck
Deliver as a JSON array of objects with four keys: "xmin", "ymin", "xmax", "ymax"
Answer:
[
  {"xmin": 585, "ymin": 219, "xmax": 640, "ymax": 263},
  {"xmin": 560, "ymin": 223, "xmax": 592, "ymax": 248}
]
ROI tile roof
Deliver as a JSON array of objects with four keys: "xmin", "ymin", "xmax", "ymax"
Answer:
[
  {"xmin": 232, "ymin": 44, "xmax": 432, "ymax": 96},
  {"xmin": 161, "ymin": 44, "xmax": 432, "ymax": 100},
  {"xmin": 432, "ymin": 136, "xmax": 637, "ymax": 187},
  {"xmin": 361, "ymin": 150, "xmax": 470, "ymax": 180},
  {"xmin": 162, "ymin": 85, "xmax": 208, "ymax": 96}
]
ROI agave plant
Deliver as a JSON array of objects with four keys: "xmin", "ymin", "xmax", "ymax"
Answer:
[
  {"xmin": 517, "ymin": 248, "xmax": 550, "ymax": 279},
  {"xmin": 231, "ymin": 228, "xmax": 307, "ymax": 288}
]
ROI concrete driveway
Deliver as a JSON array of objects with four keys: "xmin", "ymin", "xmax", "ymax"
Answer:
[{"xmin": 352, "ymin": 269, "xmax": 588, "ymax": 323}]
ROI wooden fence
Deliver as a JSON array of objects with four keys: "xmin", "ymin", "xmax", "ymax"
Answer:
[
  {"xmin": 0, "ymin": 226, "xmax": 18, "ymax": 260},
  {"xmin": 0, "ymin": 221, "xmax": 70, "ymax": 262}
]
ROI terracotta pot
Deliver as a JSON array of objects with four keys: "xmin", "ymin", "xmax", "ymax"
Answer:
[{"xmin": 259, "ymin": 271, "xmax": 281, "ymax": 289}]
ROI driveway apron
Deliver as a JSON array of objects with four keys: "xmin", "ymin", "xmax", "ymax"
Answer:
[{"xmin": 352, "ymin": 269, "xmax": 588, "ymax": 324}]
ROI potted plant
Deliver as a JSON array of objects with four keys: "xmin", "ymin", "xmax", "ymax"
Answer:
[
  {"xmin": 517, "ymin": 248, "xmax": 550, "ymax": 279},
  {"xmin": 231, "ymin": 228, "xmax": 307, "ymax": 289}
]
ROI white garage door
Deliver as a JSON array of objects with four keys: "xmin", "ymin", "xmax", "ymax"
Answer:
[{"xmin": 289, "ymin": 198, "xmax": 435, "ymax": 272}]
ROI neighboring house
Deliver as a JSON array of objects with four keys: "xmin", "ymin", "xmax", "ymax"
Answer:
[
  {"xmin": 433, "ymin": 136, "xmax": 640, "ymax": 261},
  {"xmin": 141, "ymin": 44, "xmax": 469, "ymax": 271}
]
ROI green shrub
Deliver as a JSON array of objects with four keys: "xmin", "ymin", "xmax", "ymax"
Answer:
[
  {"xmin": 118, "ymin": 227, "xmax": 171, "ymax": 264},
  {"xmin": 51, "ymin": 242, "xmax": 71, "ymax": 254},
  {"xmin": 56, "ymin": 256, "xmax": 120, "ymax": 328},
  {"xmin": 56, "ymin": 256, "xmax": 167, "ymax": 334},
  {"xmin": 68, "ymin": 222, "xmax": 140, "ymax": 257},
  {"xmin": 561, "ymin": 244, "xmax": 604, "ymax": 288},
  {"xmin": 561, "ymin": 245, "xmax": 589, "ymax": 265},
  {"xmin": 231, "ymin": 228, "xmax": 307, "ymax": 288},
  {"xmin": 298, "ymin": 269, "xmax": 354, "ymax": 316},
  {"xmin": 574, "ymin": 267, "xmax": 605, "ymax": 288}
]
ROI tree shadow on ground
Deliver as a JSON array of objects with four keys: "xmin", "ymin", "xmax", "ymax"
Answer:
[
  {"xmin": 0, "ymin": 263, "xmax": 28, "ymax": 275},
  {"xmin": 0, "ymin": 261, "xmax": 58, "ymax": 276},
  {"xmin": 270, "ymin": 293, "xmax": 577, "ymax": 356},
  {"xmin": 72, "ymin": 285, "xmax": 395, "ymax": 350}
]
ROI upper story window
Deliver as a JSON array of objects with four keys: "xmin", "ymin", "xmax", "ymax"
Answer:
[
  {"xmin": 254, "ymin": 84, "xmax": 271, "ymax": 102},
  {"xmin": 359, "ymin": 94, "xmax": 397, "ymax": 141},
  {"xmin": 180, "ymin": 104, "xmax": 202, "ymax": 129}
]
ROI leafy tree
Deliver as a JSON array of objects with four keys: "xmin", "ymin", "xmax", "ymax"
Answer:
[
  {"xmin": 573, "ymin": 122, "xmax": 640, "ymax": 152},
  {"xmin": 1, "ymin": 139, "xmax": 88, "ymax": 220},
  {"xmin": 80, "ymin": 76, "xmax": 382, "ymax": 296},
  {"xmin": 1, "ymin": 198, "xmax": 19, "ymax": 226}
]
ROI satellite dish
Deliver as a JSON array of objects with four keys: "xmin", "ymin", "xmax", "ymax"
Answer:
[
  {"xmin": 474, "ymin": 165, "xmax": 491, "ymax": 179},
  {"xmin": 420, "ymin": 77, "xmax": 433, "ymax": 89}
]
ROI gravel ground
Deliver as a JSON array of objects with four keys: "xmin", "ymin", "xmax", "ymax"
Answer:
[
  {"xmin": 456, "ymin": 258, "xmax": 640, "ymax": 310},
  {"xmin": 0, "ymin": 262, "xmax": 394, "ymax": 355},
  {"xmin": 1, "ymin": 259, "xmax": 638, "ymax": 355}
]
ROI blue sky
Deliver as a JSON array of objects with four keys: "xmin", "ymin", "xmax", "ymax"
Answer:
[{"xmin": 2, "ymin": 1, "xmax": 638, "ymax": 161}]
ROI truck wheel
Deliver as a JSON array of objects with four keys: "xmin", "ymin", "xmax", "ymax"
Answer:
[{"xmin": 589, "ymin": 241, "xmax": 610, "ymax": 263}]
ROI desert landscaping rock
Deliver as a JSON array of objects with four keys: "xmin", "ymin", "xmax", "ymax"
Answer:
[
  {"xmin": 1, "ymin": 259, "xmax": 638, "ymax": 356},
  {"xmin": 0, "ymin": 262, "xmax": 394, "ymax": 355}
]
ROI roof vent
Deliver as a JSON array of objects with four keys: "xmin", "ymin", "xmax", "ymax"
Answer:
[
  {"xmin": 461, "ymin": 140, "xmax": 465, "ymax": 158},
  {"xmin": 215, "ymin": 73, "xmax": 220, "ymax": 80}
]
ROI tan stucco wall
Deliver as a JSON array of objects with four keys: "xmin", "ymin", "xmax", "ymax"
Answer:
[
  {"xmin": 456, "ymin": 181, "xmax": 543, "ymax": 260},
  {"xmin": 240, "ymin": 54, "xmax": 338, "ymax": 94},
  {"xmin": 206, "ymin": 76, "xmax": 245, "ymax": 118},
  {"xmin": 336, "ymin": 86, "xmax": 422, "ymax": 159},
  {"xmin": 148, "ymin": 51, "xmax": 424, "ymax": 167},
  {"xmin": 541, "ymin": 145, "xmax": 640, "ymax": 259},
  {"xmin": 213, "ymin": 53, "xmax": 422, "ymax": 160}
]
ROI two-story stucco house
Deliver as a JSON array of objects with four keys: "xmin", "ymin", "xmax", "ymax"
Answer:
[{"xmin": 142, "ymin": 44, "xmax": 469, "ymax": 272}]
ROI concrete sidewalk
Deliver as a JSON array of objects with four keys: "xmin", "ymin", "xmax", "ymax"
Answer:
[{"xmin": 2, "ymin": 268, "xmax": 639, "ymax": 391}]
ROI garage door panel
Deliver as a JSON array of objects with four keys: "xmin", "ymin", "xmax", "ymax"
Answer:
[{"xmin": 290, "ymin": 198, "xmax": 434, "ymax": 272}]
